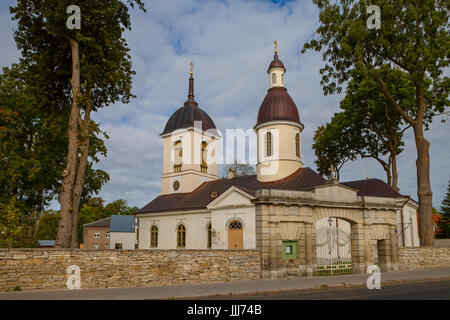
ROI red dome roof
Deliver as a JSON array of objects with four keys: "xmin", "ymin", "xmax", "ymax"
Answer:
[
  {"xmin": 267, "ymin": 53, "xmax": 286, "ymax": 72},
  {"xmin": 256, "ymin": 87, "xmax": 301, "ymax": 127}
]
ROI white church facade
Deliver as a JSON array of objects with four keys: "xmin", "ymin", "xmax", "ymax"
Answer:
[{"xmin": 136, "ymin": 46, "xmax": 419, "ymax": 277}]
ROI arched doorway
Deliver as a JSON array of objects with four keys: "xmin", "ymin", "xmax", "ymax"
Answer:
[
  {"xmin": 228, "ymin": 220, "xmax": 243, "ymax": 249},
  {"xmin": 316, "ymin": 217, "xmax": 352, "ymax": 275}
]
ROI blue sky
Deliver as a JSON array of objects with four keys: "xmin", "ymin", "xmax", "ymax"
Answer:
[{"xmin": 0, "ymin": 0, "xmax": 448, "ymax": 210}]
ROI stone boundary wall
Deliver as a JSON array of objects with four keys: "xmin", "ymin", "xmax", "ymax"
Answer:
[
  {"xmin": 399, "ymin": 247, "xmax": 450, "ymax": 271},
  {"xmin": 0, "ymin": 249, "xmax": 261, "ymax": 292}
]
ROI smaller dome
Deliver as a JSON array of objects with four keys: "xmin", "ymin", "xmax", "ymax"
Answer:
[
  {"xmin": 256, "ymin": 87, "xmax": 301, "ymax": 127},
  {"xmin": 267, "ymin": 53, "xmax": 286, "ymax": 73}
]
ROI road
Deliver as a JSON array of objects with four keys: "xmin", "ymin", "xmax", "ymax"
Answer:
[{"xmin": 218, "ymin": 280, "xmax": 450, "ymax": 300}]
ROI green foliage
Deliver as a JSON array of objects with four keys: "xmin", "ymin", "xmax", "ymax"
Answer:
[
  {"xmin": 0, "ymin": 198, "xmax": 36, "ymax": 248},
  {"xmin": 36, "ymin": 211, "xmax": 60, "ymax": 241},
  {"xmin": 437, "ymin": 180, "xmax": 450, "ymax": 238},
  {"xmin": 313, "ymin": 68, "xmax": 417, "ymax": 181},
  {"xmin": 302, "ymin": 0, "xmax": 449, "ymax": 109},
  {"xmin": 10, "ymin": 0, "xmax": 146, "ymax": 110},
  {"xmin": 0, "ymin": 62, "xmax": 110, "ymax": 244}
]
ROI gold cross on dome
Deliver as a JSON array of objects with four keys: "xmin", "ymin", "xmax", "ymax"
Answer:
[
  {"xmin": 190, "ymin": 62, "xmax": 194, "ymax": 75},
  {"xmin": 274, "ymin": 40, "xmax": 278, "ymax": 53}
]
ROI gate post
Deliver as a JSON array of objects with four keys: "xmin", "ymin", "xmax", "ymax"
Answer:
[
  {"xmin": 390, "ymin": 226, "xmax": 400, "ymax": 271},
  {"xmin": 305, "ymin": 222, "xmax": 314, "ymax": 277},
  {"xmin": 350, "ymin": 223, "xmax": 366, "ymax": 274}
]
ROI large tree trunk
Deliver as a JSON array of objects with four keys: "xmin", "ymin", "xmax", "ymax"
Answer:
[
  {"xmin": 391, "ymin": 152, "xmax": 399, "ymax": 192},
  {"xmin": 413, "ymin": 124, "xmax": 434, "ymax": 246},
  {"xmin": 70, "ymin": 102, "xmax": 91, "ymax": 248},
  {"xmin": 374, "ymin": 72, "xmax": 434, "ymax": 246},
  {"xmin": 55, "ymin": 37, "xmax": 81, "ymax": 248}
]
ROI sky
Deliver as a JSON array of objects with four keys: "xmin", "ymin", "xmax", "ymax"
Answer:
[{"xmin": 0, "ymin": 0, "xmax": 448, "ymax": 210}]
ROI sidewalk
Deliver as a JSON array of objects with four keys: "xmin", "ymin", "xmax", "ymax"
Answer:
[{"xmin": 1, "ymin": 268, "xmax": 449, "ymax": 300}]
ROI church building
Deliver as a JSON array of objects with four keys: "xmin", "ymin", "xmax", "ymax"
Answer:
[{"xmin": 136, "ymin": 45, "xmax": 419, "ymax": 278}]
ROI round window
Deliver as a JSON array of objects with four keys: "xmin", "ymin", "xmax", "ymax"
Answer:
[{"xmin": 173, "ymin": 180, "xmax": 180, "ymax": 191}]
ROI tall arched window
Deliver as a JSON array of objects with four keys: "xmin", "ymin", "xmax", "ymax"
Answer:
[
  {"xmin": 282, "ymin": 73, "xmax": 284, "ymax": 85},
  {"xmin": 201, "ymin": 141, "xmax": 208, "ymax": 173},
  {"xmin": 265, "ymin": 132, "xmax": 272, "ymax": 157},
  {"xmin": 150, "ymin": 225, "xmax": 158, "ymax": 248},
  {"xmin": 295, "ymin": 133, "xmax": 300, "ymax": 157},
  {"xmin": 272, "ymin": 73, "xmax": 276, "ymax": 84},
  {"xmin": 174, "ymin": 140, "xmax": 182, "ymax": 172},
  {"xmin": 207, "ymin": 223, "xmax": 212, "ymax": 249},
  {"xmin": 177, "ymin": 224, "xmax": 186, "ymax": 248}
]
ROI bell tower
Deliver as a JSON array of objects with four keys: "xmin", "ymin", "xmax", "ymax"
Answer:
[
  {"xmin": 254, "ymin": 42, "xmax": 304, "ymax": 182},
  {"xmin": 160, "ymin": 63, "xmax": 220, "ymax": 195}
]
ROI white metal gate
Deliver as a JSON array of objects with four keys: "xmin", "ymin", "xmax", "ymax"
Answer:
[{"xmin": 316, "ymin": 218, "xmax": 352, "ymax": 276}]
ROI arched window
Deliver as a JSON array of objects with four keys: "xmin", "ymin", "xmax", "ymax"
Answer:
[
  {"xmin": 207, "ymin": 223, "xmax": 212, "ymax": 249},
  {"xmin": 295, "ymin": 133, "xmax": 300, "ymax": 157},
  {"xmin": 177, "ymin": 224, "xmax": 186, "ymax": 248},
  {"xmin": 282, "ymin": 73, "xmax": 284, "ymax": 85},
  {"xmin": 265, "ymin": 132, "xmax": 272, "ymax": 157},
  {"xmin": 201, "ymin": 141, "xmax": 208, "ymax": 173},
  {"xmin": 150, "ymin": 225, "xmax": 158, "ymax": 248},
  {"xmin": 272, "ymin": 73, "xmax": 276, "ymax": 84},
  {"xmin": 174, "ymin": 140, "xmax": 182, "ymax": 172}
]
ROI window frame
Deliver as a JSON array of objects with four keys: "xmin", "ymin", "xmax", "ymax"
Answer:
[
  {"xmin": 150, "ymin": 225, "xmax": 158, "ymax": 248},
  {"xmin": 265, "ymin": 132, "xmax": 272, "ymax": 157},
  {"xmin": 177, "ymin": 224, "xmax": 186, "ymax": 248},
  {"xmin": 94, "ymin": 232, "xmax": 100, "ymax": 239},
  {"xmin": 207, "ymin": 223, "xmax": 212, "ymax": 249}
]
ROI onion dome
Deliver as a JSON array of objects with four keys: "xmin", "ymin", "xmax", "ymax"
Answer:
[
  {"xmin": 256, "ymin": 87, "xmax": 301, "ymax": 126},
  {"xmin": 161, "ymin": 63, "xmax": 217, "ymax": 135},
  {"xmin": 256, "ymin": 43, "xmax": 302, "ymax": 127}
]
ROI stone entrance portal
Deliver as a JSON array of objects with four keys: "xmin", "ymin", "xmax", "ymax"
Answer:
[{"xmin": 254, "ymin": 183, "xmax": 402, "ymax": 279}]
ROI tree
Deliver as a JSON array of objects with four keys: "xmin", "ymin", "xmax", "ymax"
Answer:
[
  {"xmin": 0, "ymin": 198, "xmax": 36, "ymax": 248},
  {"xmin": 10, "ymin": 0, "xmax": 146, "ymax": 248},
  {"xmin": 313, "ymin": 120, "xmax": 355, "ymax": 181},
  {"xmin": 314, "ymin": 68, "xmax": 417, "ymax": 189},
  {"xmin": 437, "ymin": 179, "xmax": 450, "ymax": 238},
  {"xmin": 222, "ymin": 162, "xmax": 256, "ymax": 178},
  {"xmin": 0, "ymin": 62, "xmax": 109, "ymax": 245},
  {"xmin": 302, "ymin": 0, "xmax": 449, "ymax": 245}
]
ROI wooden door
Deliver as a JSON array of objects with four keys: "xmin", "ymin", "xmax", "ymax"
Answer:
[{"xmin": 228, "ymin": 220, "xmax": 243, "ymax": 249}]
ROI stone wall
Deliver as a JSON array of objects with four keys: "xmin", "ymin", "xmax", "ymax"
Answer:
[
  {"xmin": 399, "ymin": 247, "xmax": 450, "ymax": 270},
  {"xmin": 0, "ymin": 249, "xmax": 261, "ymax": 292}
]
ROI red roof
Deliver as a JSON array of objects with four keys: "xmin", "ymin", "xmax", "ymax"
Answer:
[
  {"xmin": 340, "ymin": 179, "xmax": 404, "ymax": 198},
  {"xmin": 138, "ymin": 171, "xmax": 408, "ymax": 215},
  {"xmin": 138, "ymin": 167, "xmax": 325, "ymax": 214}
]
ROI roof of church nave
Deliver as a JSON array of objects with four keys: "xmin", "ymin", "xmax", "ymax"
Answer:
[
  {"xmin": 137, "ymin": 168, "xmax": 405, "ymax": 215},
  {"xmin": 161, "ymin": 62, "xmax": 217, "ymax": 136}
]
